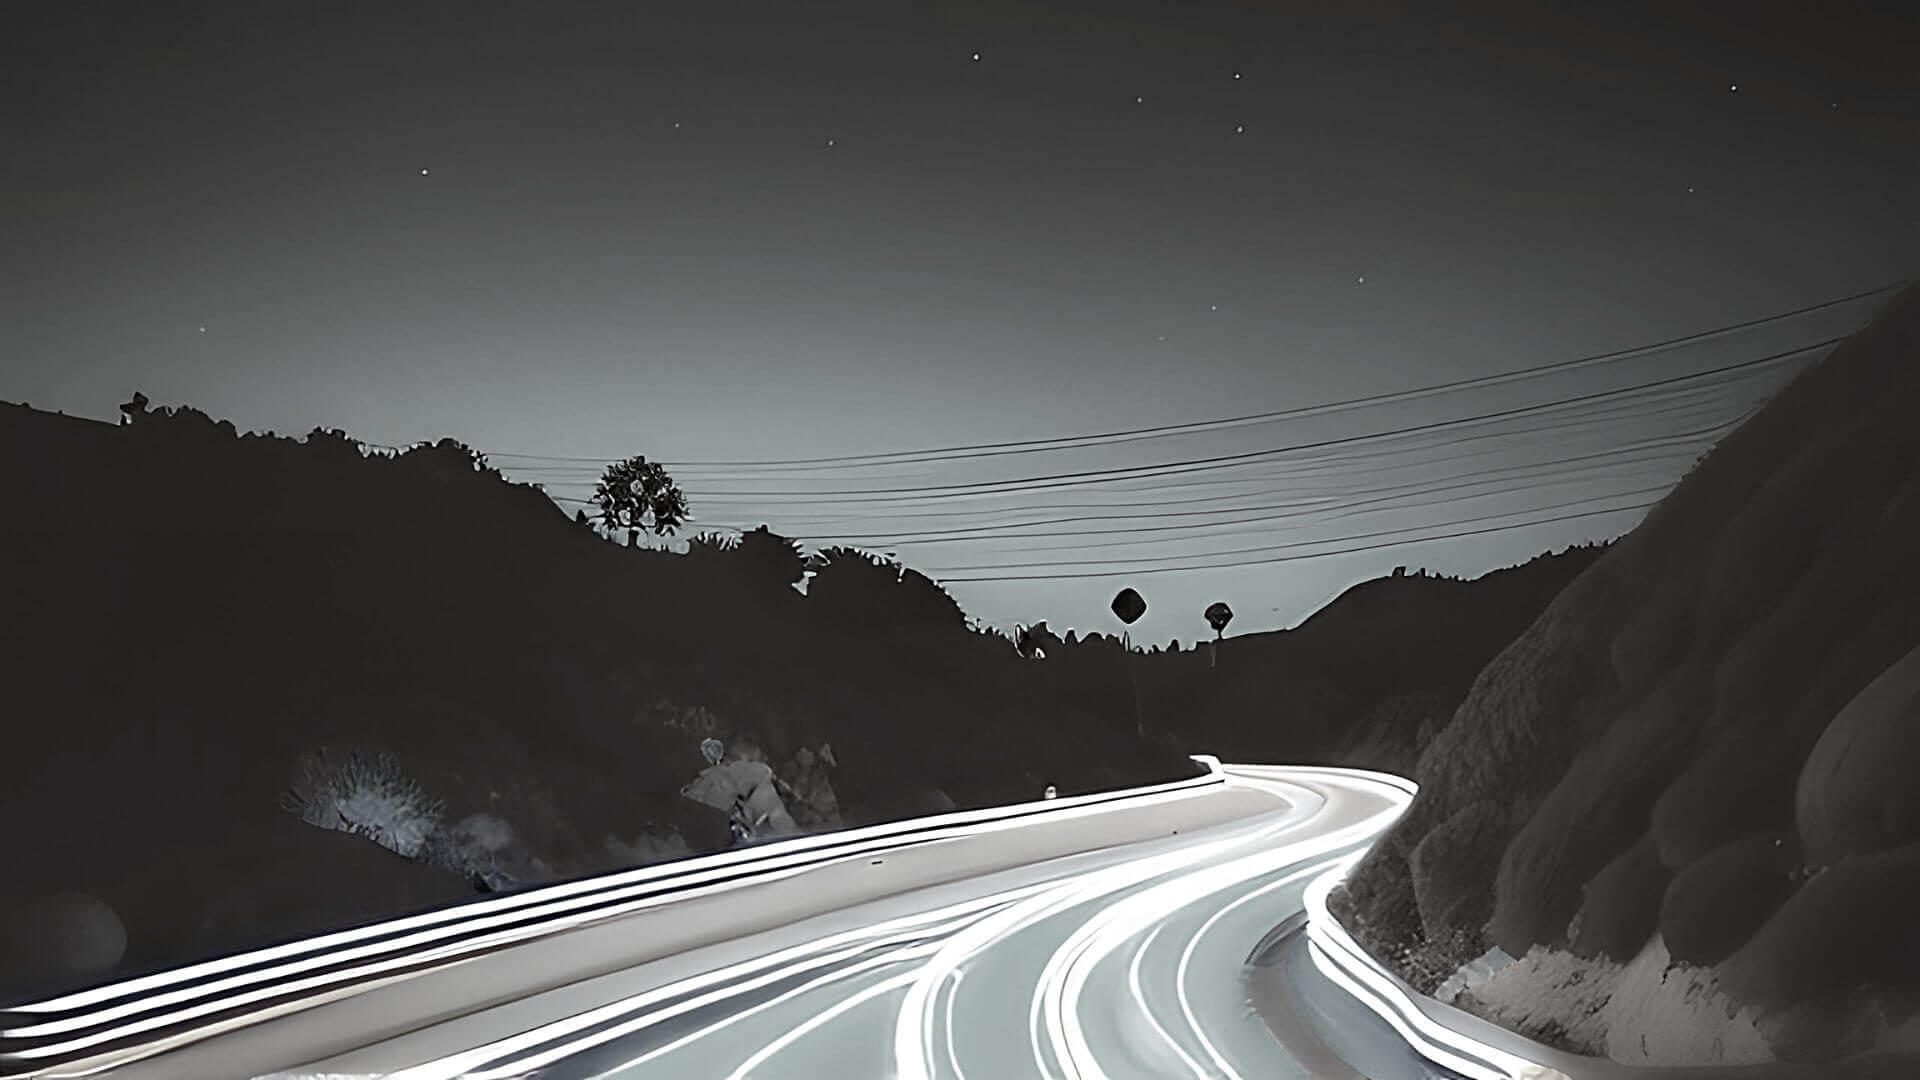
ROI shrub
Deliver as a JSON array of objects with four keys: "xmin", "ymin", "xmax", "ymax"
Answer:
[{"xmin": 280, "ymin": 747, "xmax": 444, "ymax": 859}]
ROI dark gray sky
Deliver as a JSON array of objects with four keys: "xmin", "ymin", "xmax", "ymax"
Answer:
[{"xmin": 6, "ymin": 1, "xmax": 1917, "ymax": 642}]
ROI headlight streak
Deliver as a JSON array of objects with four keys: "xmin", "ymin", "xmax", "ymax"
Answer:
[
  {"xmin": 18, "ymin": 760, "xmax": 1556, "ymax": 1080},
  {"xmin": 1029, "ymin": 822, "xmax": 1300, "ymax": 1080},
  {"xmin": 1039, "ymin": 858, "xmax": 1214, "ymax": 1080},
  {"xmin": 1045, "ymin": 772, "xmax": 1408, "ymax": 1080},
  {"xmin": 393, "ymin": 886, "xmax": 1051, "ymax": 1080},
  {"xmin": 1307, "ymin": 938, "xmax": 1502, "ymax": 1080},
  {"xmin": 940, "ymin": 970, "xmax": 966, "ymax": 1080},
  {"xmin": 894, "ymin": 801, "xmax": 1310, "ymax": 1080},
  {"xmin": 721, "ymin": 970, "xmax": 923, "ymax": 1080},
  {"xmin": 3, "ymin": 768, "xmax": 1229, "ymax": 1071},
  {"xmin": 5, "ymin": 760, "xmax": 1228, "ymax": 1023},
  {"xmin": 1303, "ymin": 850, "xmax": 1570, "ymax": 1080},
  {"xmin": 593, "ymin": 944, "xmax": 943, "ymax": 1079},
  {"xmin": 1125, "ymin": 925, "xmax": 1210, "ymax": 1079},
  {"xmin": 583, "ymin": 944, "xmax": 942, "ymax": 1080},
  {"xmin": 2, "ymin": 856, "xmax": 831, "ymax": 1059}
]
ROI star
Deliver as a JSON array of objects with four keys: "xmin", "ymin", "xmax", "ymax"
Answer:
[
  {"xmin": 1232, "ymin": 72, "xmax": 1242, "ymax": 80},
  {"xmin": 826, "ymin": 138, "xmax": 836, "ymax": 147},
  {"xmin": 1728, "ymin": 83, "xmax": 1738, "ymax": 92},
  {"xmin": 197, "ymin": 326, "xmax": 207, "ymax": 333},
  {"xmin": 1135, "ymin": 95, "xmax": 1144, "ymax": 104},
  {"xmin": 970, "ymin": 52, "xmax": 981, "ymax": 62},
  {"xmin": 1356, "ymin": 276, "xmax": 1366, "ymax": 284},
  {"xmin": 1234, "ymin": 124, "xmax": 1245, "ymax": 134},
  {"xmin": 1687, "ymin": 186, "xmax": 1696, "ymax": 193},
  {"xmin": 1209, "ymin": 304, "xmax": 1218, "ymax": 312},
  {"xmin": 419, "ymin": 168, "xmax": 430, "ymax": 176}
]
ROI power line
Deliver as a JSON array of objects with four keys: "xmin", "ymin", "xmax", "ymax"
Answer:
[
  {"xmin": 719, "ymin": 416, "xmax": 1730, "ymax": 547},
  {"xmin": 502, "ymin": 364, "xmax": 1758, "ymax": 493},
  {"xmin": 532, "ymin": 374, "xmax": 1760, "ymax": 542},
  {"xmin": 630, "ymin": 339, "xmax": 1833, "ymax": 502},
  {"xmin": 653, "ymin": 380, "xmax": 1756, "ymax": 535},
  {"xmin": 919, "ymin": 484, "xmax": 1672, "ymax": 572},
  {"xmin": 482, "ymin": 281, "xmax": 1900, "ymax": 470},
  {"xmin": 929, "ymin": 499, "xmax": 1656, "ymax": 583}
]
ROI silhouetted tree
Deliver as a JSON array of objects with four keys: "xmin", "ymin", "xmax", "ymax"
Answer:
[
  {"xmin": 806, "ymin": 547, "xmax": 965, "ymax": 637},
  {"xmin": 896, "ymin": 568, "xmax": 967, "ymax": 631},
  {"xmin": 806, "ymin": 546, "xmax": 901, "ymax": 627},
  {"xmin": 305, "ymin": 426, "xmax": 364, "ymax": 466},
  {"xmin": 1205, "ymin": 601, "xmax": 1233, "ymax": 668},
  {"xmin": 593, "ymin": 455, "xmax": 688, "ymax": 546},
  {"xmin": 398, "ymin": 437, "xmax": 495, "ymax": 482},
  {"xmin": 1110, "ymin": 587, "xmax": 1147, "ymax": 736},
  {"xmin": 685, "ymin": 530, "xmax": 738, "ymax": 564},
  {"xmin": 118, "ymin": 391, "xmax": 150, "ymax": 424},
  {"xmin": 735, "ymin": 526, "xmax": 807, "ymax": 593}
]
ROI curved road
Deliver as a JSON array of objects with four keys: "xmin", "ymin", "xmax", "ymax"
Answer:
[{"xmin": 276, "ymin": 765, "xmax": 1411, "ymax": 1080}]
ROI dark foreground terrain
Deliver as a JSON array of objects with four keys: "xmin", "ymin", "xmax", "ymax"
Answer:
[
  {"xmin": 0, "ymin": 397, "xmax": 1581, "ymax": 1006},
  {"xmin": 1337, "ymin": 283, "xmax": 1920, "ymax": 1066}
]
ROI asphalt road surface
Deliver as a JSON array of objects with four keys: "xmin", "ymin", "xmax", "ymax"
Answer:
[
  {"xmin": 5, "ymin": 764, "xmax": 1417, "ymax": 1079},
  {"xmin": 279, "ymin": 764, "xmax": 1412, "ymax": 1080}
]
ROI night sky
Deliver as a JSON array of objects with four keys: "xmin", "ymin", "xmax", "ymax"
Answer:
[{"xmin": 7, "ymin": 2, "xmax": 1917, "ymax": 643}]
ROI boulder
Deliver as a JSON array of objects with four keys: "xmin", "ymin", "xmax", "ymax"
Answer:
[
  {"xmin": 680, "ymin": 759, "xmax": 798, "ymax": 836},
  {"xmin": 1720, "ymin": 842, "xmax": 1920, "ymax": 1009},
  {"xmin": 681, "ymin": 759, "xmax": 776, "ymax": 813},
  {"xmin": 1488, "ymin": 665, "xmax": 1704, "ymax": 955},
  {"xmin": 0, "ymin": 891, "xmax": 127, "ymax": 999},
  {"xmin": 777, "ymin": 746, "xmax": 842, "ymax": 829},
  {"xmin": 1570, "ymin": 832, "xmax": 1668, "ymax": 962},
  {"xmin": 1797, "ymin": 643, "xmax": 1920, "ymax": 864},
  {"xmin": 1649, "ymin": 722, "xmax": 1798, "ymax": 869},
  {"xmin": 1408, "ymin": 799, "xmax": 1508, "ymax": 937},
  {"xmin": 1658, "ymin": 831, "xmax": 1801, "ymax": 965}
]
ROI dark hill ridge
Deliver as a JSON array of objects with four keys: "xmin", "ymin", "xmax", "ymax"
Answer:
[
  {"xmin": 1335, "ymin": 282, "xmax": 1920, "ymax": 1066},
  {"xmin": 0, "ymin": 396, "xmax": 1583, "ymax": 1007},
  {"xmin": 1123, "ymin": 548, "xmax": 1604, "ymax": 774},
  {"xmin": 0, "ymin": 402, "xmax": 1193, "ymax": 1000}
]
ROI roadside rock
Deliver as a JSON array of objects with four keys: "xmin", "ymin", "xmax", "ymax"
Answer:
[
  {"xmin": 777, "ymin": 746, "xmax": 842, "ymax": 829},
  {"xmin": 1570, "ymin": 831, "xmax": 1668, "ymax": 962},
  {"xmin": 1649, "ymin": 722, "xmax": 1798, "ymax": 870},
  {"xmin": 681, "ymin": 759, "xmax": 799, "ymax": 836},
  {"xmin": 1720, "ymin": 842, "xmax": 1920, "ymax": 1009},
  {"xmin": 0, "ymin": 892, "xmax": 127, "ymax": 999},
  {"xmin": 1796, "ymin": 643, "xmax": 1920, "ymax": 865},
  {"xmin": 1409, "ymin": 799, "xmax": 1508, "ymax": 937},
  {"xmin": 1488, "ymin": 664, "xmax": 1704, "ymax": 955},
  {"xmin": 1658, "ymin": 831, "xmax": 1801, "ymax": 965},
  {"xmin": 603, "ymin": 828, "xmax": 692, "ymax": 865}
]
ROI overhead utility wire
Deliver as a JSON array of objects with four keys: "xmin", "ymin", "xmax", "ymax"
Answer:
[{"xmin": 484, "ymin": 281, "xmax": 1900, "ymax": 469}]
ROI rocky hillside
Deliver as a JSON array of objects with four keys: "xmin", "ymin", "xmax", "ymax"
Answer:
[{"xmin": 1335, "ymin": 283, "xmax": 1920, "ymax": 1067}]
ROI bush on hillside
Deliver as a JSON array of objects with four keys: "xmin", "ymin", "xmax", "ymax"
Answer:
[{"xmin": 280, "ymin": 747, "xmax": 444, "ymax": 860}]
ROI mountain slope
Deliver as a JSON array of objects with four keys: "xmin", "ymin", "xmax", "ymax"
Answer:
[{"xmin": 1335, "ymin": 282, "xmax": 1920, "ymax": 1065}]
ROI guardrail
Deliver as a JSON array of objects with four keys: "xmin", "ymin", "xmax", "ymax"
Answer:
[
  {"xmin": 1, "ymin": 756, "xmax": 1226, "ymax": 1078},
  {"xmin": 1302, "ymin": 837, "xmax": 1572, "ymax": 1080}
]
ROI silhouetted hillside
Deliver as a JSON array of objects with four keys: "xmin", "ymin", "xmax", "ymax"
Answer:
[
  {"xmin": 0, "ymin": 401, "xmax": 1204, "ymax": 1002},
  {"xmin": 0, "ymin": 393, "xmax": 1594, "ymax": 1008},
  {"xmin": 1335, "ymin": 283, "xmax": 1920, "ymax": 1067},
  {"xmin": 1023, "ymin": 548, "xmax": 1603, "ymax": 776}
]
